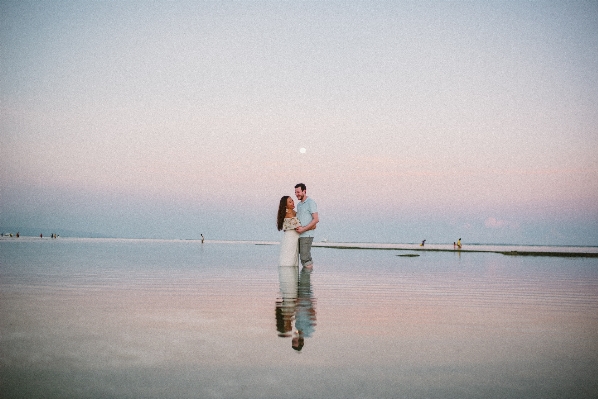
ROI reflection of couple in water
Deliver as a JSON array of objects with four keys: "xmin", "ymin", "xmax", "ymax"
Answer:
[
  {"xmin": 275, "ymin": 266, "xmax": 316, "ymax": 351},
  {"xmin": 275, "ymin": 183, "xmax": 319, "ymax": 351}
]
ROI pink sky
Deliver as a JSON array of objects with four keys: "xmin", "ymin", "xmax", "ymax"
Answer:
[{"xmin": 1, "ymin": 2, "xmax": 597, "ymax": 244}]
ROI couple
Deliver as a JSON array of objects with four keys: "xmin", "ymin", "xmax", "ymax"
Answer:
[{"xmin": 277, "ymin": 183, "xmax": 319, "ymax": 268}]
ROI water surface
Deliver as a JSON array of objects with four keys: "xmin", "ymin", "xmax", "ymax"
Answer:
[{"xmin": 1, "ymin": 238, "xmax": 597, "ymax": 398}]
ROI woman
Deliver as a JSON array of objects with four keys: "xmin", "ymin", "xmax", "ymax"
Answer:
[{"xmin": 277, "ymin": 195, "xmax": 301, "ymax": 266}]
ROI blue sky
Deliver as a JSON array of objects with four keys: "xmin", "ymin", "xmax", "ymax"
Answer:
[{"xmin": 1, "ymin": 1, "xmax": 597, "ymax": 244}]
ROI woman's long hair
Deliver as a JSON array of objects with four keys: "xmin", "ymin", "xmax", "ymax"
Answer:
[{"xmin": 277, "ymin": 196, "xmax": 290, "ymax": 231}]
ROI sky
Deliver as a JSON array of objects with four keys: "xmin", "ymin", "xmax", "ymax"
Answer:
[{"xmin": 1, "ymin": 1, "xmax": 597, "ymax": 245}]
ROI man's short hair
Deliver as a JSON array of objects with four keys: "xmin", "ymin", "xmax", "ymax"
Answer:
[
  {"xmin": 292, "ymin": 336, "xmax": 304, "ymax": 351},
  {"xmin": 295, "ymin": 183, "xmax": 306, "ymax": 191}
]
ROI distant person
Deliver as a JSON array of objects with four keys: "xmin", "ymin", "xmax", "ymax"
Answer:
[
  {"xmin": 420, "ymin": 240, "xmax": 426, "ymax": 247},
  {"xmin": 40, "ymin": 233, "xmax": 43, "ymax": 238},
  {"xmin": 457, "ymin": 238, "xmax": 462, "ymax": 249},
  {"xmin": 201, "ymin": 234, "xmax": 204, "ymax": 244},
  {"xmin": 16, "ymin": 232, "xmax": 20, "ymax": 238},
  {"xmin": 294, "ymin": 183, "xmax": 319, "ymax": 269},
  {"xmin": 453, "ymin": 242, "xmax": 456, "ymax": 249}
]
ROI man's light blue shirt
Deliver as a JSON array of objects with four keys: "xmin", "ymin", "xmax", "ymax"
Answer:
[{"xmin": 297, "ymin": 197, "xmax": 317, "ymax": 238}]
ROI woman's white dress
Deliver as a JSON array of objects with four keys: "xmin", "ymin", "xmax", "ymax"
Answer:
[{"xmin": 279, "ymin": 217, "xmax": 301, "ymax": 266}]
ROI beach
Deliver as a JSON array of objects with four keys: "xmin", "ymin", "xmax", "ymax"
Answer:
[{"xmin": 1, "ymin": 238, "xmax": 597, "ymax": 398}]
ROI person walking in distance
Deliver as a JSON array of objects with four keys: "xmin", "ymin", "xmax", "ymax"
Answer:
[{"xmin": 294, "ymin": 183, "xmax": 319, "ymax": 269}]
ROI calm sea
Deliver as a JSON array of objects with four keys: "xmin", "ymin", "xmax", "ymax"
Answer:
[{"xmin": 1, "ymin": 238, "xmax": 597, "ymax": 399}]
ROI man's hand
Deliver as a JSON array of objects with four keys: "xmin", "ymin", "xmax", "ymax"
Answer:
[{"xmin": 295, "ymin": 212, "xmax": 318, "ymax": 234}]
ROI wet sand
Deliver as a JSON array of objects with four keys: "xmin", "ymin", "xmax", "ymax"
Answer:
[{"xmin": 313, "ymin": 242, "xmax": 598, "ymax": 257}]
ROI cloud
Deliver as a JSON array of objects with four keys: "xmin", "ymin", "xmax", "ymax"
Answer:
[
  {"xmin": 485, "ymin": 217, "xmax": 505, "ymax": 228},
  {"xmin": 485, "ymin": 217, "xmax": 519, "ymax": 229}
]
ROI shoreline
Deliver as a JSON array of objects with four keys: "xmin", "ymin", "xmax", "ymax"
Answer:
[
  {"xmin": 313, "ymin": 244, "xmax": 598, "ymax": 258},
  {"xmin": 2, "ymin": 237, "xmax": 597, "ymax": 258}
]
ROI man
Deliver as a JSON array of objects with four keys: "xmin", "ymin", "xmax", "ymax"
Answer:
[{"xmin": 294, "ymin": 183, "xmax": 319, "ymax": 268}]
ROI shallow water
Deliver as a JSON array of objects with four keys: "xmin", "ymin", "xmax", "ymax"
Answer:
[{"xmin": 1, "ymin": 238, "xmax": 597, "ymax": 398}]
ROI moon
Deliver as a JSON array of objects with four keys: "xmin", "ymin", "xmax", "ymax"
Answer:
[{"xmin": 299, "ymin": 147, "xmax": 306, "ymax": 154}]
